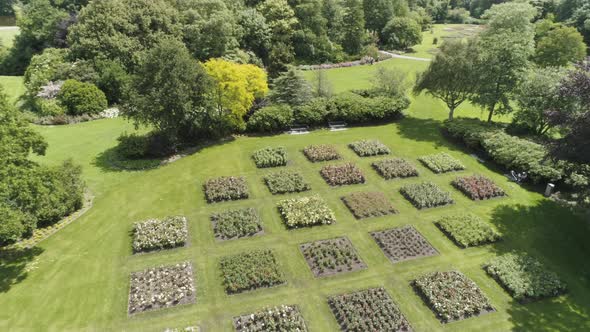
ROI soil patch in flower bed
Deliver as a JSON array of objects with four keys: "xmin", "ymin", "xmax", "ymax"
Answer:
[
  {"xmin": 299, "ymin": 237, "xmax": 366, "ymax": 277},
  {"xmin": 412, "ymin": 271, "xmax": 494, "ymax": 323},
  {"xmin": 211, "ymin": 208, "xmax": 263, "ymax": 241},
  {"xmin": 303, "ymin": 144, "xmax": 341, "ymax": 162},
  {"xmin": 348, "ymin": 139, "xmax": 391, "ymax": 157},
  {"xmin": 484, "ymin": 253, "xmax": 567, "ymax": 303},
  {"xmin": 128, "ymin": 262, "xmax": 195, "ymax": 315},
  {"xmin": 452, "ymin": 175, "xmax": 506, "ymax": 201},
  {"xmin": 372, "ymin": 158, "xmax": 419, "ymax": 180},
  {"xmin": 203, "ymin": 176, "xmax": 249, "ymax": 203},
  {"xmin": 419, "ymin": 153, "xmax": 465, "ymax": 174},
  {"xmin": 328, "ymin": 287, "xmax": 412, "ymax": 332},
  {"xmin": 277, "ymin": 195, "xmax": 336, "ymax": 229},
  {"xmin": 320, "ymin": 163, "xmax": 366, "ymax": 186},
  {"xmin": 435, "ymin": 213, "xmax": 501, "ymax": 248},
  {"xmin": 219, "ymin": 249, "xmax": 285, "ymax": 294},
  {"xmin": 341, "ymin": 191, "xmax": 397, "ymax": 219},
  {"xmin": 132, "ymin": 216, "xmax": 188, "ymax": 254},
  {"xmin": 252, "ymin": 146, "xmax": 288, "ymax": 168},
  {"xmin": 233, "ymin": 305, "xmax": 308, "ymax": 332},
  {"xmin": 400, "ymin": 182, "xmax": 454, "ymax": 209},
  {"xmin": 371, "ymin": 226, "xmax": 438, "ymax": 263},
  {"xmin": 264, "ymin": 170, "xmax": 311, "ymax": 195}
]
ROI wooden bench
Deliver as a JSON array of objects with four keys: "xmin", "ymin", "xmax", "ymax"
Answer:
[
  {"xmin": 328, "ymin": 121, "xmax": 348, "ymax": 131},
  {"xmin": 288, "ymin": 124, "xmax": 310, "ymax": 135}
]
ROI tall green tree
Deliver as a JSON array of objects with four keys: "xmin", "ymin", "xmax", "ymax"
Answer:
[
  {"xmin": 363, "ymin": 0, "xmax": 395, "ymax": 36},
  {"xmin": 381, "ymin": 16, "xmax": 423, "ymax": 50},
  {"xmin": 268, "ymin": 68, "xmax": 313, "ymax": 106},
  {"xmin": 257, "ymin": 0, "xmax": 298, "ymax": 76},
  {"xmin": 341, "ymin": 0, "xmax": 366, "ymax": 55},
  {"xmin": 535, "ymin": 25, "xmax": 586, "ymax": 67}
]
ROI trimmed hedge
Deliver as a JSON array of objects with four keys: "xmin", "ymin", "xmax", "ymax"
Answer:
[
  {"xmin": 247, "ymin": 105, "xmax": 294, "ymax": 133},
  {"xmin": 435, "ymin": 213, "xmax": 501, "ymax": 248},
  {"xmin": 252, "ymin": 147, "xmax": 288, "ymax": 168},
  {"xmin": 326, "ymin": 93, "xmax": 409, "ymax": 124},
  {"xmin": 264, "ymin": 170, "xmax": 311, "ymax": 194}
]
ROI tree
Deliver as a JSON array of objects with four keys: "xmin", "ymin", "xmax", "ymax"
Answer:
[
  {"xmin": 535, "ymin": 25, "xmax": 586, "ymax": 67},
  {"xmin": 311, "ymin": 69, "xmax": 333, "ymax": 98},
  {"xmin": 371, "ymin": 66, "xmax": 408, "ymax": 98},
  {"xmin": 257, "ymin": 0, "xmax": 298, "ymax": 76},
  {"xmin": 322, "ymin": 0, "xmax": 345, "ymax": 43},
  {"xmin": 363, "ymin": 0, "xmax": 395, "ymax": 35},
  {"xmin": 238, "ymin": 8, "xmax": 272, "ymax": 61},
  {"xmin": 414, "ymin": 39, "xmax": 479, "ymax": 120},
  {"xmin": 341, "ymin": 0, "xmax": 366, "ymax": 55},
  {"xmin": 470, "ymin": 2, "xmax": 536, "ymax": 122},
  {"xmin": 268, "ymin": 68, "xmax": 312, "ymax": 106},
  {"xmin": 381, "ymin": 17, "xmax": 423, "ymax": 50},
  {"xmin": 23, "ymin": 48, "xmax": 68, "ymax": 98}
]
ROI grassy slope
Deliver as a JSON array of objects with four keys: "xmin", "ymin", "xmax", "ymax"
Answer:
[
  {"xmin": 0, "ymin": 27, "xmax": 18, "ymax": 48},
  {"xmin": 0, "ymin": 75, "xmax": 24, "ymax": 104}
]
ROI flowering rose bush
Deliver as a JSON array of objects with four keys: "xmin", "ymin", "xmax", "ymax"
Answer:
[
  {"xmin": 419, "ymin": 153, "xmax": 465, "ymax": 174},
  {"xmin": 132, "ymin": 216, "xmax": 188, "ymax": 253},
  {"xmin": 484, "ymin": 253, "xmax": 567, "ymax": 302},
  {"xmin": 264, "ymin": 170, "xmax": 311, "ymax": 194},
  {"xmin": 252, "ymin": 147, "xmax": 288, "ymax": 168},
  {"xmin": 435, "ymin": 213, "xmax": 501, "ymax": 248},
  {"xmin": 320, "ymin": 163, "xmax": 366, "ymax": 186},
  {"xmin": 341, "ymin": 192, "xmax": 397, "ymax": 219},
  {"xmin": 413, "ymin": 271, "xmax": 494, "ymax": 323},
  {"xmin": 203, "ymin": 176, "xmax": 249, "ymax": 203},
  {"xmin": 233, "ymin": 305, "xmax": 308, "ymax": 332},
  {"xmin": 372, "ymin": 158, "xmax": 419, "ymax": 179},
  {"xmin": 277, "ymin": 195, "xmax": 336, "ymax": 228},
  {"xmin": 328, "ymin": 288, "xmax": 411, "ymax": 332},
  {"xmin": 303, "ymin": 144, "xmax": 341, "ymax": 162},
  {"xmin": 452, "ymin": 175, "xmax": 506, "ymax": 200},
  {"xmin": 371, "ymin": 226, "xmax": 438, "ymax": 263},
  {"xmin": 211, "ymin": 208, "xmax": 262, "ymax": 240},
  {"xmin": 219, "ymin": 249, "xmax": 285, "ymax": 294},
  {"xmin": 348, "ymin": 140, "xmax": 391, "ymax": 157},
  {"xmin": 128, "ymin": 262, "xmax": 195, "ymax": 314},
  {"xmin": 400, "ymin": 182, "xmax": 454, "ymax": 209},
  {"xmin": 300, "ymin": 237, "xmax": 366, "ymax": 277}
]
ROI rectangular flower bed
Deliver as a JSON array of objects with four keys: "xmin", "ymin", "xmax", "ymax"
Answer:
[
  {"xmin": 128, "ymin": 262, "xmax": 195, "ymax": 315},
  {"xmin": 252, "ymin": 147, "xmax": 288, "ymax": 168},
  {"xmin": 371, "ymin": 226, "xmax": 438, "ymax": 263},
  {"xmin": 219, "ymin": 249, "xmax": 285, "ymax": 294},
  {"xmin": 204, "ymin": 176, "xmax": 249, "ymax": 203},
  {"xmin": 233, "ymin": 305, "xmax": 308, "ymax": 332},
  {"xmin": 348, "ymin": 139, "xmax": 391, "ymax": 157},
  {"xmin": 435, "ymin": 213, "xmax": 501, "ymax": 248},
  {"xmin": 413, "ymin": 271, "xmax": 494, "ymax": 323},
  {"xmin": 303, "ymin": 144, "xmax": 341, "ymax": 162},
  {"xmin": 211, "ymin": 208, "xmax": 262, "ymax": 241},
  {"xmin": 372, "ymin": 158, "xmax": 419, "ymax": 179},
  {"xmin": 419, "ymin": 153, "xmax": 465, "ymax": 174},
  {"xmin": 341, "ymin": 191, "xmax": 397, "ymax": 219},
  {"xmin": 132, "ymin": 216, "xmax": 188, "ymax": 253},
  {"xmin": 299, "ymin": 237, "xmax": 366, "ymax": 277},
  {"xmin": 452, "ymin": 175, "xmax": 506, "ymax": 200},
  {"xmin": 320, "ymin": 163, "xmax": 366, "ymax": 186},
  {"xmin": 400, "ymin": 182, "xmax": 454, "ymax": 209},
  {"xmin": 328, "ymin": 288, "xmax": 412, "ymax": 332},
  {"xmin": 484, "ymin": 253, "xmax": 567, "ymax": 302},
  {"xmin": 264, "ymin": 170, "xmax": 311, "ymax": 195},
  {"xmin": 277, "ymin": 195, "xmax": 336, "ymax": 229}
]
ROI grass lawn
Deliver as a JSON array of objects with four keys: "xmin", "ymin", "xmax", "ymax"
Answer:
[
  {"xmin": 406, "ymin": 24, "xmax": 483, "ymax": 59},
  {"xmin": 0, "ymin": 27, "xmax": 18, "ymax": 48},
  {"xmin": 0, "ymin": 75, "xmax": 24, "ymax": 104}
]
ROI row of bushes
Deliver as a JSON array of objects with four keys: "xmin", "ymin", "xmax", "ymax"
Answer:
[{"xmin": 247, "ymin": 93, "xmax": 410, "ymax": 133}]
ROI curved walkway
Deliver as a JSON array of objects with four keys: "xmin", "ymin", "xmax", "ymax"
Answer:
[{"xmin": 380, "ymin": 50, "xmax": 431, "ymax": 62}]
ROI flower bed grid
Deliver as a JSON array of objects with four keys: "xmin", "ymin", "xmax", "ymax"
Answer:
[
  {"xmin": 348, "ymin": 139, "xmax": 391, "ymax": 157},
  {"xmin": 303, "ymin": 144, "xmax": 341, "ymax": 162},
  {"xmin": 219, "ymin": 249, "xmax": 285, "ymax": 294},
  {"xmin": 128, "ymin": 262, "xmax": 195, "ymax": 315},
  {"xmin": 277, "ymin": 195, "xmax": 336, "ymax": 229},
  {"xmin": 252, "ymin": 147, "xmax": 288, "ymax": 168},
  {"xmin": 328, "ymin": 288, "xmax": 412, "ymax": 332},
  {"xmin": 299, "ymin": 237, "xmax": 366, "ymax": 277},
  {"xmin": 211, "ymin": 208, "xmax": 263, "ymax": 241},
  {"xmin": 320, "ymin": 163, "xmax": 366, "ymax": 186},
  {"xmin": 264, "ymin": 170, "xmax": 311, "ymax": 195},
  {"xmin": 341, "ymin": 191, "xmax": 397, "ymax": 219},
  {"xmin": 484, "ymin": 253, "xmax": 567, "ymax": 303},
  {"xmin": 400, "ymin": 182, "xmax": 454, "ymax": 209},
  {"xmin": 203, "ymin": 176, "xmax": 249, "ymax": 203},
  {"xmin": 418, "ymin": 153, "xmax": 465, "ymax": 174},
  {"xmin": 233, "ymin": 305, "xmax": 308, "ymax": 332},
  {"xmin": 371, "ymin": 226, "xmax": 438, "ymax": 263},
  {"xmin": 413, "ymin": 271, "xmax": 494, "ymax": 323},
  {"xmin": 372, "ymin": 158, "xmax": 419, "ymax": 179},
  {"xmin": 435, "ymin": 213, "xmax": 501, "ymax": 248},
  {"xmin": 132, "ymin": 216, "xmax": 188, "ymax": 253},
  {"xmin": 452, "ymin": 175, "xmax": 506, "ymax": 201}
]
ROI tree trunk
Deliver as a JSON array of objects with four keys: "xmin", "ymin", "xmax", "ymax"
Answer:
[
  {"xmin": 448, "ymin": 107, "xmax": 455, "ymax": 121},
  {"xmin": 487, "ymin": 104, "xmax": 495, "ymax": 123}
]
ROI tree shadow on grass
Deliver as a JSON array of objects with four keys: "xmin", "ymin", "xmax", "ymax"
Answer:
[
  {"xmin": 488, "ymin": 201, "xmax": 590, "ymax": 331},
  {"xmin": 395, "ymin": 116, "xmax": 448, "ymax": 146},
  {"xmin": 0, "ymin": 247, "xmax": 44, "ymax": 293}
]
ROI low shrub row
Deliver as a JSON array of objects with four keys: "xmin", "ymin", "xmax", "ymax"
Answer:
[
  {"xmin": 219, "ymin": 249, "xmax": 285, "ymax": 294},
  {"xmin": 452, "ymin": 175, "xmax": 506, "ymax": 200},
  {"xmin": 400, "ymin": 182, "xmax": 454, "ymax": 209},
  {"xmin": 203, "ymin": 176, "xmax": 249, "ymax": 203},
  {"xmin": 341, "ymin": 191, "xmax": 397, "ymax": 219},
  {"xmin": 252, "ymin": 147, "xmax": 287, "ymax": 168},
  {"xmin": 277, "ymin": 195, "xmax": 336, "ymax": 228},
  {"xmin": 348, "ymin": 139, "xmax": 390, "ymax": 157},
  {"xmin": 372, "ymin": 158, "xmax": 419, "ymax": 179},
  {"xmin": 132, "ymin": 216, "xmax": 188, "ymax": 253},
  {"xmin": 211, "ymin": 208, "xmax": 262, "ymax": 241},
  {"xmin": 264, "ymin": 170, "xmax": 311, "ymax": 195},
  {"xmin": 320, "ymin": 163, "xmax": 366, "ymax": 186},
  {"xmin": 435, "ymin": 213, "xmax": 501, "ymax": 248},
  {"xmin": 419, "ymin": 153, "xmax": 465, "ymax": 174},
  {"xmin": 303, "ymin": 144, "xmax": 341, "ymax": 162}
]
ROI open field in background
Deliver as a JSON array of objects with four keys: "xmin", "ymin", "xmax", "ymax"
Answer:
[
  {"xmin": 405, "ymin": 24, "xmax": 484, "ymax": 59},
  {"xmin": 0, "ymin": 75, "xmax": 24, "ymax": 104},
  {"xmin": 0, "ymin": 27, "xmax": 19, "ymax": 48}
]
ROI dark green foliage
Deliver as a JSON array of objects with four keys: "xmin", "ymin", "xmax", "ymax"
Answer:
[
  {"xmin": 300, "ymin": 237, "xmax": 366, "ymax": 277},
  {"xmin": 435, "ymin": 213, "xmax": 501, "ymax": 248},
  {"xmin": 252, "ymin": 147, "xmax": 288, "ymax": 168},
  {"xmin": 326, "ymin": 93, "xmax": 409, "ymax": 124},
  {"xmin": 0, "ymin": 203, "xmax": 33, "ymax": 245},
  {"xmin": 341, "ymin": 0, "xmax": 366, "ymax": 55},
  {"xmin": 95, "ymin": 60, "xmax": 131, "ymax": 105},
  {"xmin": 293, "ymin": 98, "xmax": 329, "ymax": 126},
  {"xmin": 247, "ymin": 104, "xmax": 294, "ymax": 133},
  {"xmin": 204, "ymin": 176, "xmax": 249, "ymax": 203},
  {"xmin": 219, "ymin": 249, "xmax": 285, "ymax": 294},
  {"xmin": 211, "ymin": 208, "xmax": 262, "ymax": 241},
  {"xmin": 116, "ymin": 133, "xmax": 150, "ymax": 159},
  {"xmin": 348, "ymin": 139, "xmax": 390, "ymax": 157},
  {"xmin": 400, "ymin": 182, "xmax": 454, "ymax": 209},
  {"xmin": 342, "ymin": 192, "xmax": 397, "ymax": 219},
  {"xmin": 264, "ymin": 170, "xmax": 311, "ymax": 194},
  {"xmin": 57, "ymin": 80, "xmax": 107, "ymax": 115},
  {"xmin": 268, "ymin": 69, "xmax": 312, "ymax": 106},
  {"xmin": 372, "ymin": 158, "xmax": 419, "ymax": 179},
  {"xmin": 381, "ymin": 17, "xmax": 423, "ymax": 50}
]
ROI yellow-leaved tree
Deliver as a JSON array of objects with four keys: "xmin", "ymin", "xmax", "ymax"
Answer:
[{"xmin": 203, "ymin": 59, "xmax": 268, "ymax": 121}]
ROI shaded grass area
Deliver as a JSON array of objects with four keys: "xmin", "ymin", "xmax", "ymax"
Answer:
[
  {"xmin": 0, "ymin": 27, "xmax": 18, "ymax": 48},
  {"xmin": 0, "ymin": 75, "xmax": 24, "ymax": 104}
]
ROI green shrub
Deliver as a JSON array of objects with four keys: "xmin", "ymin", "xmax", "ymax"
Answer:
[
  {"xmin": 400, "ymin": 182, "xmax": 454, "ymax": 209},
  {"xmin": 372, "ymin": 158, "xmax": 419, "ymax": 179},
  {"xmin": 277, "ymin": 195, "xmax": 336, "ymax": 228},
  {"xmin": 252, "ymin": 147, "xmax": 287, "ymax": 168},
  {"xmin": 349, "ymin": 139, "xmax": 390, "ymax": 157},
  {"xmin": 0, "ymin": 203, "xmax": 34, "ymax": 245},
  {"xmin": 294, "ymin": 98, "xmax": 328, "ymax": 126},
  {"xmin": 37, "ymin": 99, "xmax": 65, "ymax": 116},
  {"xmin": 264, "ymin": 170, "xmax": 311, "ymax": 195},
  {"xmin": 435, "ymin": 214, "xmax": 501, "ymax": 248},
  {"xmin": 326, "ymin": 93, "xmax": 408, "ymax": 124},
  {"xmin": 219, "ymin": 249, "xmax": 285, "ymax": 294},
  {"xmin": 116, "ymin": 133, "xmax": 150, "ymax": 159},
  {"xmin": 57, "ymin": 79, "xmax": 108, "ymax": 115},
  {"xmin": 247, "ymin": 104, "xmax": 294, "ymax": 133},
  {"xmin": 211, "ymin": 208, "xmax": 262, "ymax": 240},
  {"xmin": 419, "ymin": 153, "xmax": 465, "ymax": 174}
]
